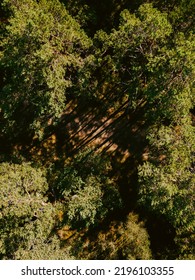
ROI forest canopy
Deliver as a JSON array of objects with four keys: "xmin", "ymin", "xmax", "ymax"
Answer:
[{"xmin": 0, "ymin": 0, "xmax": 194, "ymax": 260}]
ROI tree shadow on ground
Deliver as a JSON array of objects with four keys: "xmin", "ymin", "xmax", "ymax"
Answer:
[{"xmin": 0, "ymin": 91, "xmax": 178, "ymax": 259}]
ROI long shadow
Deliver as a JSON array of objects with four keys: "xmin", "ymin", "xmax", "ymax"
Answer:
[
  {"xmin": 66, "ymin": 90, "xmax": 123, "ymax": 142},
  {"xmin": 69, "ymin": 100, "xmax": 129, "ymax": 155}
]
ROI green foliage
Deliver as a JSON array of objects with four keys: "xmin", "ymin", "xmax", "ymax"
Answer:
[
  {"xmin": 60, "ymin": 0, "xmax": 97, "ymax": 33},
  {"xmin": 53, "ymin": 150, "xmax": 122, "ymax": 227},
  {"xmin": 15, "ymin": 235, "xmax": 74, "ymax": 260},
  {"xmin": 145, "ymin": 32, "xmax": 194, "ymax": 123},
  {"xmin": 0, "ymin": 0, "xmax": 194, "ymax": 260},
  {"xmin": 93, "ymin": 4, "xmax": 173, "ymax": 109},
  {"xmin": 0, "ymin": 0, "xmax": 92, "ymax": 138},
  {"xmin": 0, "ymin": 162, "xmax": 56, "ymax": 259},
  {"xmin": 167, "ymin": 0, "xmax": 194, "ymax": 32},
  {"xmin": 67, "ymin": 176, "xmax": 103, "ymax": 227},
  {"xmin": 138, "ymin": 119, "xmax": 195, "ymax": 258},
  {"xmin": 94, "ymin": 3, "xmax": 194, "ymax": 124}
]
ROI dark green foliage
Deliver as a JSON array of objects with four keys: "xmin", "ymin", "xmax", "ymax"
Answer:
[
  {"xmin": 0, "ymin": 0, "xmax": 194, "ymax": 260},
  {"xmin": 52, "ymin": 150, "xmax": 122, "ymax": 228},
  {"xmin": 138, "ymin": 121, "xmax": 195, "ymax": 258},
  {"xmin": 94, "ymin": 3, "xmax": 194, "ymax": 122},
  {"xmin": 0, "ymin": 0, "xmax": 92, "ymax": 139},
  {"xmin": 93, "ymin": 4, "xmax": 173, "ymax": 109}
]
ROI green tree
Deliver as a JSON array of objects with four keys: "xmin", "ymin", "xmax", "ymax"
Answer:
[
  {"xmin": 135, "ymin": 4, "xmax": 195, "ymax": 259},
  {"xmin": 0, "ymin": 0, "xmax": 194, "ymax": 260},
  {"xmin": 15, "ymin": 235, "xmax": 73, "ymax": 260},
  {"xmin": 152, "ymin": 0, "xmax": 194, "ymax": 33},
  {"xmin": 93, "ymin": 4, "xmax": 173, "ymax": 109},
  {"xmin": 0, "ymin": 0, "xmax": 92, "ymax": 139},
  {"xmin": 138, "ymin": 120, "xmax": 195, "ymax": 258},
  {"xmin": 52, "ymin": 150, "xmax": 122, "ymax": 228},
  {"xmin": 93, "ymin": 3, "xmax": 194, "ymax": 123},
  {"xmin": 0, "ymin": 162, "xmax": 67, "ymax": 259}
]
